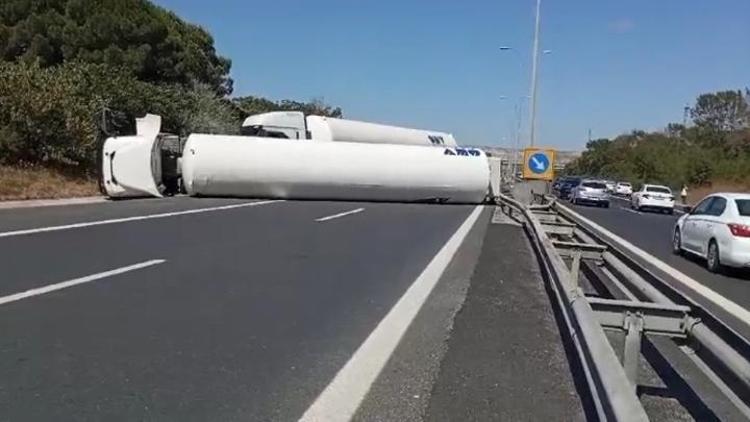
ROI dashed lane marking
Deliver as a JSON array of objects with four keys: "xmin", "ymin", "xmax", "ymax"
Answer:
[
  {"xmin": 0, "ymin": 200, "xmax": 283, "ymax": 238},
  {"xmin": 0, "ymin": 259, "xmax": 165, "ymax": 306},
  {"xmin": 315, "ymin": 208, "xmax": 365, "ymax": 222}
]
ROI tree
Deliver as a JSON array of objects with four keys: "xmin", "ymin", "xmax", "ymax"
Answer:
[
  {"xmin": 666, "ymin": 123, "xmax": 685, "ymax": 137},
  {"xmin": 233, "ymin": 95, "xmax": 343, "ymax": 118},
  {"xmin": 690, "ymin": 90, "xmax": 749, "ymax": 133},
  {"xmin": 566, "ymin": 89, "xmax": 750, "ymax": 190},
  {"xmin": 0, "ymin": 61, "xmax": 239, "ymax": 171},
  {"xmin": 0, "ymin": 0, "xmax": 233, "ymax": 95}
]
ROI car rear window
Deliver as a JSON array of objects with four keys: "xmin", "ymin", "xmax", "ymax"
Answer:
[
  {"xmin": 619, "ymin": 182, "xmax": 631, "ymax": 187},
  {"xmin": 736, "ymin": 200, "xmax": 750, "ymax": 216},
  {"xmin": 582, "ymin": 182, "xmax": 606, "ymax": 189},
  {"xmin": 646, "ymin": 186, "xmax": 671, "ymax": 194}
]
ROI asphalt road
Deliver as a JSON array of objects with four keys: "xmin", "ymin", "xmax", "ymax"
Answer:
[
  {"xmin": 424, "ymin": 219, "xmax": 586, "ymax": 421},
  {"xmin": 565, "ymin": 196, "xmax": 750, "ymax": 333},
  {"xmin": 0, "ymin": 197, "xmax": 484, "ymax": 421}
]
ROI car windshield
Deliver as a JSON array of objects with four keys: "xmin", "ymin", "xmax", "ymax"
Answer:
[
  {"xmin": 618, "ymin": 183, "xmax": 631, "ymax": 187},
  {"xmin": 646, "ymin": 186, "xmax": 671, "ymax": 194},
  {"xmin": 582, "ymin": 182, "xmax": 606, "ymax": 189},
  {"xmin": 736, "ymin": 200, "xmax": 750, "ymax": 216}
]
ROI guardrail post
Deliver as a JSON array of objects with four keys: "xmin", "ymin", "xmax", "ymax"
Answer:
[
  {"xmin": 623, "ymin": 312, "xmax": 644, "ymax": 392},
  {"xmin": 570, "ymin": 250, "xmax": 582, "ymax": 287},
  {"xmin": 496, "ymin": 193, "xmax": 650, "ymax": 421}
]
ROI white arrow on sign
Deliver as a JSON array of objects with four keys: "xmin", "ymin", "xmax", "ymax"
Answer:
[{"xmin": 530, "ymin": 155, "xmax": 546, "ymax": 171}]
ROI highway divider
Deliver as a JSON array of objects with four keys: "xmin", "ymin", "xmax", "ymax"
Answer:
[
  {"xmin": 496, "ymin": 192, "xmax": 750, "ymax": 420},
  {"xmin": 496, "ymin": 193, "xmax": 649, "ymax": 421}
]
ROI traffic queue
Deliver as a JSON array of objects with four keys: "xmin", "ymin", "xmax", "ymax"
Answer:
[
  {"xmin": 552, "ymin": 176, "xmax": 750, "ymax": 273},
  {"xmin": 553, "ymin": 176, "xmax": 676, "ymax": 213}
]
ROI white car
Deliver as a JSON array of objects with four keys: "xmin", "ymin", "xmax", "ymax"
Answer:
[
  {"xmin": 673, "ymin": 193, "xmax": 750, "ymax": 272},
  {"xmin": 570, "ymin": 180, "xmax": 610, "ymax": 207},
  {"xmin": 631, "ymin": 184, "xmax": 675, "ymax": 214},
  {"xmin": 614, "ymin": 182, "xmax": 633, "ymax": 196},
  {"xmin": 604, "ymin": 180, "xmax": 616, "ymax": 193}
]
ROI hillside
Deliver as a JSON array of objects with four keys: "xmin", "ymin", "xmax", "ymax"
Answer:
[
  {"xmin": 0, "ymin": 0, "xmax": 342, "ymax": 200},
  {"xmin": 566, "ymin": 90, "xmax": 750, "ymax": 190}
]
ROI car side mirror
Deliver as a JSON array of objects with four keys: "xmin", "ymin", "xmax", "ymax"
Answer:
[{"xmin": 684, "ymin": 206, "xmax": 693, "ymax": 214}]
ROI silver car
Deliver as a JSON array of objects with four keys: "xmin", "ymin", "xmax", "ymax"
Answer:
[{"xmin": 571, "ymin": 180, "xmax": 610, "ymax": 207}]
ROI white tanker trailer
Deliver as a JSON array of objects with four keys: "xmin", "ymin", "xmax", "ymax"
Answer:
[
  {"xmin": 100, "ymin": 114, "xmax": 490, "ymax": 203},
  {"xmin": 182, "ymin": 135, "xmax": 488, "ymax": 203},
  {"xmin": 241, "ymin": 111, "xmax": 457, "ymax": 147}
]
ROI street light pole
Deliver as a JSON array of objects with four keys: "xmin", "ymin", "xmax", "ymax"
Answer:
[
  {"xmin": 499, "ymin": 46, "xmax": 527, "ymax": 180},
  {"xmin": 500, "ymin": 95, "xmax": 530, "ymax": 180},
  {"xmin": 528, "ymin": 0, "xmax": 542, "ymax": 147}
]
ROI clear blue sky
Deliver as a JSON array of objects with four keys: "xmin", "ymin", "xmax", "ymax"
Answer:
[{"xmin": 154, "ymin": 0, "xmax": 749, "ymax": 150}]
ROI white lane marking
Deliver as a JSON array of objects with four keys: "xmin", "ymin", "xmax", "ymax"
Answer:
[
  {"xmin": 623, "ymin": 208, "xmax": 641, "ymax": 215},
  {"xmin": 0, "ymin": 259, "xmax": 165, "ymax": 306},
  {"xmin": 0, "ymin": 196, "xmax": 105, "ymax": 210},
  {"xmin": 300, "ymin": 205, "xmax": 484, "ymax": 422},
  {"xmin": 0, "ymin": 200, "xmax": 283, "ymax": 239},
  {"xmin": 559, "ymin": 203, "xmax": 750, "ymax": 327},
  {"xmin": 610, "ymin": 195, "xmax": 629, "ymax": 203},
  {"xmin": 611, "ymin": 195, "xmax": 685, "ymax": 214},
  {"xmin": 315, "ymin": 208, "xmax": 365, "ymax": 222}
]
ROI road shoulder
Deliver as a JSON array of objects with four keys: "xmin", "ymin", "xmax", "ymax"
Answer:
[
  {"xmin": 423, "ymin": 219, "xmax": 585, "ymax": 421},
  {"xmin": 353, "ymin": 207, "xmax": 491, "ymax": 421}
]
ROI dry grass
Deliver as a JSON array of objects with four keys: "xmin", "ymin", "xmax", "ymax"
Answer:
[
  {"xmin": 0, "ymin": 165, "xmax": 100, "ymax": 201},
  {"xmin": 687, "ymin": 180, "xmax": 750, "ymax": 205}
]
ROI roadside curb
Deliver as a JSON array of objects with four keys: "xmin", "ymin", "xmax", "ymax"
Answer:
[{"xmin": 0, "ymin": 196, "xmax": 106, "ymax": 210}]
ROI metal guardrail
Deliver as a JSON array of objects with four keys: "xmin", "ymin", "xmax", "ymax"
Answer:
[
  {"xmin": 554, "ymin": 200, "xmax": 750, "ymax": 415},
  {"xmin": 496, "ymin": 192, "xmax": 750, "ymax": 420},
  {"xmin": 496, "ymin": 193, "xmax": 649, "ymax": 421}
]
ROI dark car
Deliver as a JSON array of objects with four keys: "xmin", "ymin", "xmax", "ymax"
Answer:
[
  {"xmin": 552, "ymin": 176, "xmax": 573, "ymax": 194},
  {"xmin": 552, "ymin": 177, "xmax": 566, "ymax": 192},
  {"xmin": 557, "ymin": 177, "xmax": 581, "ymax": 199}
]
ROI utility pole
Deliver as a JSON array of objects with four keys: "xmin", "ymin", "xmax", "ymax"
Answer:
[
  {"xmin": 683, "ymin": 105, "xmax": 690, "ymax": 126},
  {"xmin": 528, "ymin": 0, "xmax": 542, "ymax": 147},
  {"xmin": 514, "ymin": 102, "xmax": 524, "ymax": 177}
]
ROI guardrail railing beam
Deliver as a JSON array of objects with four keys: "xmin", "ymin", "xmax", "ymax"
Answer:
[{"xmin": 496, "ymin": 193, "xmax": 649, "ymax": 421}]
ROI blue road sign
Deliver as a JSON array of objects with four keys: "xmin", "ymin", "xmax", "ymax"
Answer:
[{"xmin": 528, "ymin": 152, "xmax": 550, "ymax": 174}]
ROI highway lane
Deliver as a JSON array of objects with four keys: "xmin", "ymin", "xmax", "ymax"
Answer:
[
  {"xmin": 0, "ymin": 199, "xmax": 482, "ymax": 421},
  {"xmin": 0, "ymin": 196, "xmax": 265, "ymax": 233},
  {"xmin": 566, "ymin": 197, "xmax": 750, "ymax": 329}
]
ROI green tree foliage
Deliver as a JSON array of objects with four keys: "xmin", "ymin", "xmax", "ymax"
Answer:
[
  {"xmin": 0, "ymin": 61, "xmax": 239, "ymax": 172},
  {"xmin": 0, "ymin": 0, "xmax": 233, "ymax": 95},
  {"xmin": 233, "ymin": 96, "xmax": 343, "ymax": 118},
  {"xmin": 691, "ymin": 90, "xmax": 749, "ymax": 133},
  {"xmin": 0, "ymin": 0, "xmax": 344, "ymax": 176},
  {"xmin": 566, "ymin": 89, "xmax": 750, "ymax": 189}
]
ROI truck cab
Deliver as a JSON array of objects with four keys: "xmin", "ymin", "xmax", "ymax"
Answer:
[
  {"xmin": 240, "ymin": 111, "xmax": 308, "ymax": 139},
  {"xmin": 100, "ymin": 114, "xmax": 182, "ymax": 198}
]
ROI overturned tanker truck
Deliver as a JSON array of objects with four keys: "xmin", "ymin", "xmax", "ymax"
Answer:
[{"xmin": 100, "ymin": 113, "xmax": 491, "ymax": 204}]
